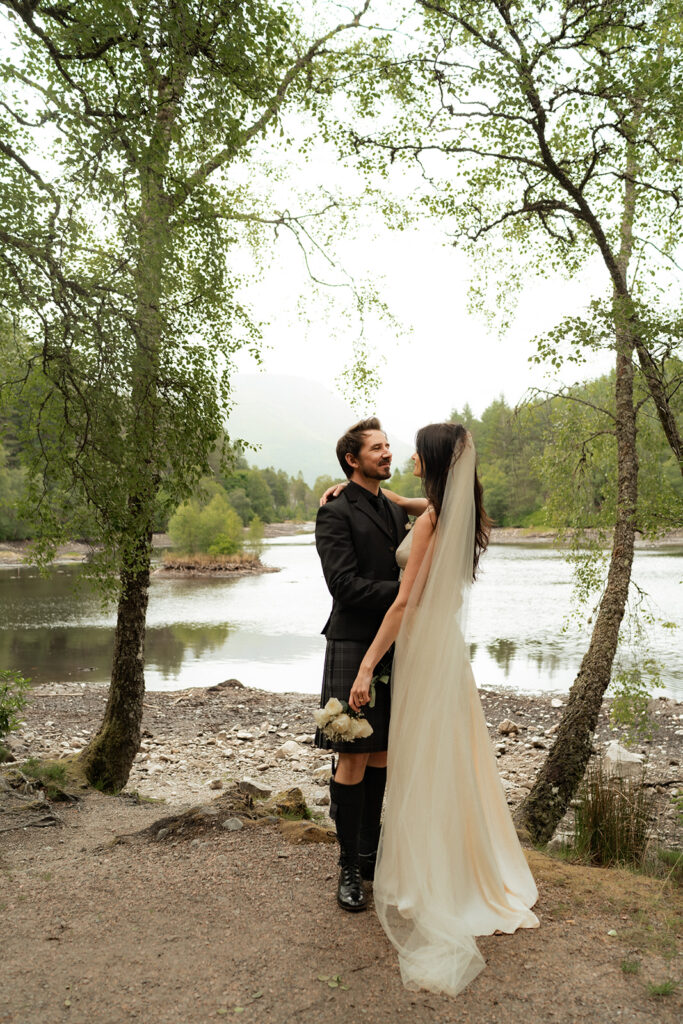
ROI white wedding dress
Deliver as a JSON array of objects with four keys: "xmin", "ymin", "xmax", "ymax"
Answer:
[{"xmin": 374, "ymin": 437, "xmax": 539, "ymax": 997}]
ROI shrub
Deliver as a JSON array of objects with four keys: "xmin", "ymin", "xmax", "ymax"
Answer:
[
  {"xmin": 573, "ymin": 762, "xmax": 656, "ymax": 867},
  {"xmin": 0, "ymin": 670, "xmax": 31, "ymax": 739},
  {"xmin": 168, "ymin": 493, "xmax": 243, "ymax": 555}
]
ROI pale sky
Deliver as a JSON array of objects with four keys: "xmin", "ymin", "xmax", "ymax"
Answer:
[{"xmin": 234, "ymin": 203, "xmax": 614, "ymax": 447}]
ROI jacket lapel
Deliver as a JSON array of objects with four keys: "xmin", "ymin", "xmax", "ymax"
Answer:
[{"xmin": 345, "ymin": 484, "xmax": 396, "ymax": 542}]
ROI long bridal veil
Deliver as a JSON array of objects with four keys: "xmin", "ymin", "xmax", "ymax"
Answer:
[{"xmin": 374, "ymin": 434, "xmax": 539, "ymax": 997}]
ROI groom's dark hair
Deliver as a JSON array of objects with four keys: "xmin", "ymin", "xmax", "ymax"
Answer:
[{"xmin": 336, "ymin": 417, "xmax": 385, "ymax": 478}]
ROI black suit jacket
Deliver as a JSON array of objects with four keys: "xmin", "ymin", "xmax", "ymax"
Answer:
[{"xmin": 316, "ymin": 482, "xmax": 409, "ymax": 642}]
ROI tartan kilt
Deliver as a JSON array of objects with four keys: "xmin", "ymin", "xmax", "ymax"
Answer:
[{"xmin": 314, "ymin": 639, "xmax": 392, "ymax": 753}]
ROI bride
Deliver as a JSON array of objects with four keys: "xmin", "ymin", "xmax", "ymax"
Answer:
[{"xmin": 348, "ymin": 422, "xmax": 539, "ymax": 997}]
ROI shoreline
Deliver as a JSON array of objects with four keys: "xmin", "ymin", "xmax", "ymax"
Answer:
[
  {"xmin": 5, "ymin": 679, "xmax": 681, "ymax": 851},
  {"xmin": 1, "ymin": 524, "xmax": 681, "ymax": 569}
]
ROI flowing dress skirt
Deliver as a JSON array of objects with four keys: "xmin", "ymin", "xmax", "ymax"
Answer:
[{"xmin": 374, "ymin": 618, "xmax": 539, "ymax": 997}]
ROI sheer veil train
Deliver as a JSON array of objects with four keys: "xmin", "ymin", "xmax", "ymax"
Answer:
[{"xmin": 374, "ymin": 434, "xmax": 539, "ymax": 997}]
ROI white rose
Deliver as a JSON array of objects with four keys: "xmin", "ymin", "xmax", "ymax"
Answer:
[
  {"xmin": 333, "ymin": 713, "xmax": 352, "ymax": 735},
  {"xmin": 313, "ymin": 707, "xmax": 332, "ymax": 728},
  {"xmin": 353, "ymin": 718, "xmax": 373, "ymax": 739},
  {"xmin": 325, "ymin": 698, "xmax": 344, "ymax": 717}
]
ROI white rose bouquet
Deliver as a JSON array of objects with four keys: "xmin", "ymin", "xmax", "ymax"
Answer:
[{"xmin": 314, "ymin": 698, "xmax": 374, "ymax": 743}]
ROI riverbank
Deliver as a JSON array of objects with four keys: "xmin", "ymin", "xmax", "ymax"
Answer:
[
  {"xmin": 1, "ymin": 681, "xmax": 680, "ymax": 1024},
  {"xmin": 5, "ymin": 680, "xmax": 681, "ymax": 849},
  {"xmin": 1, "ymin": 524, "xmax": 681, "ymax": 569}
]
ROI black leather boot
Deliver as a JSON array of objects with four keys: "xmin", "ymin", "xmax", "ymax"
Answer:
[
  {"xmin": 359, "ymin": 765, "xmax": 387, "ymax": 881},
  {"xmin": 329, "ymin": 777, "xmax": 367, "ymax": 912}
]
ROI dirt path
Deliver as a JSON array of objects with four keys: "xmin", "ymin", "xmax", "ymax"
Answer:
[
  {"xmin": 0, "ymin": 791, "xmax": 680, "ymax": 1024},
  {"xmin": 1, "ymin": 684, "xmax": 681, "ymax": 1023}
]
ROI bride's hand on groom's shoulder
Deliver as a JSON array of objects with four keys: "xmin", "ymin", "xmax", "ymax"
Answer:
[{"xmin": 319, "ymin": 482, "xmax": 347, "ymax": 506}]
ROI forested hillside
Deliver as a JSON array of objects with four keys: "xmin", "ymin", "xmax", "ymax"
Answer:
[{"xmin": 3, "ymin": 364, "xmax": 680, "ymax": 540}]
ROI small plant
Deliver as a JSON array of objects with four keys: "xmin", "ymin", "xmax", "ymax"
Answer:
[
  {"xmin": 647, "ymin": 980, "xmax": 677, "ymax": 998},
  {"xmin": 573, "ymin": 762, "xmax": 656, "ymax": 867},
  {"xmin": 0, "ymin": 669, "xmax": 31, "ymax": 739},
  {"xmin": 620, "ymin": 960, "xmax": 640, "ymax": 975},
  {"xmin": 656, "ymin": 848, "xmax": 683, "ymax": 887},
  {"xmin": 23, "ymin": 758, "xmax": 67, "ymax": 784}
]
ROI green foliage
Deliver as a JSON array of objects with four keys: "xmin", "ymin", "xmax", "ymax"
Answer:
[
  {"xmin": 620, "ymin": 960, "xmax": 640, "ymax": 975},
  {"xmin": 246, "ymin": 514, "xmax": 265, "ymax": 557},
  {"xmin": 0, "ymin": 670, "xmax": 30, "ymax": 739},
  {"xmin": 573, "ymin": 764, "xmax": 656, "ymax": 868},
  {"xmin": 168, "ymin": 494, "xmax": 243, "ymax": 556}
]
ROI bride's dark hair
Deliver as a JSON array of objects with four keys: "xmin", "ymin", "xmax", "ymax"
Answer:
[{"xmin": 415, "ymin": 422, "xmax": 491, "ymax": 580}]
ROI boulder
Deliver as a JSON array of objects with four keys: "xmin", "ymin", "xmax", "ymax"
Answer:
[
  {"xmin": 278, "ymin": 820, "xmax": 335, "ymax": 845},
  {"xmin": 601, "ymin": 740, "xmax": 644, "ymax": 779},
  {"xmin": 222, "ymin": 818, "xmax": 243, "ymax": 832},
  {"xmin": 274, "ymin": 740, "xmax": 302, "ymax": 760},
  {"xmin": 238, "ymin": 777, "xmax": 272, "ymax": 800},
  {"xmin": 264, "ymin": 787, "xmax": 309, "ymax": 820},
  {"xmin": 497, "ymin": 719, "xmax": 520, "ymax": 736},
  {"xmin": 206, "ymin": 678, "xmax": 244, "ymax": 692}
]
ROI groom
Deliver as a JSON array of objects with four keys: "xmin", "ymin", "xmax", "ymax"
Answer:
[{"xmin": 314, "ymin": 417, "xmax": 408, "ymax": 911}]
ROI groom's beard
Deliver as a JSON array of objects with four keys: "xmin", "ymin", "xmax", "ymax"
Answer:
[{"xmin": 359, "ymin": 459, "xmax": 392, "ymax": 481}]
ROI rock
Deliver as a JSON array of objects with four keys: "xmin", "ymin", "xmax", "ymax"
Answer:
[
  {"xmin": 238, "ymin": 777, "xmax": 272, "ymax": 799},
  {"xmin": 601, "ymin": 740, "xmax": 644, "ymax": 779},
  {"xmin": 274, "ymin": 740, "xmax": 302, "ymax": 760},
  {"xmin": 315, "ymin": 793, "xmax": 330, "ymax": 806},
  {"xmin": 497, "ymin": 719, "xmax": 520, "ymax": 736},
  {"xmin": 265, "ymin": 787, "xmax": 309, "ymax": 820},
  {"xmin": 547, "ymin": 833, "xmax": 572, "ymax": 853},
  {"xmin": 531, "ymin": 736, "xmax": 546, "ymax": 749},
  {"xmin": 551, "ymin": 698, "xmax": 564, "ymax": 708},
  {"xmin": 236, "ymin": 731, "xmax": 254, "ymax": 741},
  {"xmin": 156, "ymin": 827, "xmax": 170, "ymax": 841},
  {"xmin": 294, "ymin": 733, "xmax": 314, "ymax": 745},
  {"xmin": 208, "ymin": 779, "xmax": 223, "ymax": 790},
  {"xmin": 206, "ymin": 678, "xmax": 243, "ymax": 692},
  {"xmin": 278, "ymin": 820, "xmax": 335, "ymax": 845},
  {"xmin": 222, "ymin": 818, "xmax": 244, "ymax": 832},
  {"xmin": 312, "ymin": 765, "xmax": 332, "ymax": 783},
  {"xmin": 546, "ymin": 723, "xmax": 559, "ymax": 737}
]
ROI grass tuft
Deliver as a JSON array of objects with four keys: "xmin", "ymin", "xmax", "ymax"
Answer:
[
  {"xmin": 647, "ymin": 979, "xmax": 678, "ymax": 998},
  {"xmin": 22, "ymin": 757, "xmax": 67, "ymax": 784},
  {"xmin": 620, "ymin": 960, "xmax": 640, "ymax": 975},
  {"xmin": 573, "ymin": 763, "xmax": 655, "ymax": 868}
]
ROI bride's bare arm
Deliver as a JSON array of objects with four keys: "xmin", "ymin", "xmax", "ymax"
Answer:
[
  {"xmin": 381, "ymin": 488, "xmax": 428, "ymax": 517},
  {"xmin": 348, "ymin": 510, "xmax": 435, "ymax": 712},
  {"xmin": 319, "ymin": 481, "xmax": 428, "ymax": 516}
]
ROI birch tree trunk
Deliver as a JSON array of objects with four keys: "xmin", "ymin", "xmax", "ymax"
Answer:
[{"xmin": 515, "ymin": 136, "xmax": 641, "ymax": 844}]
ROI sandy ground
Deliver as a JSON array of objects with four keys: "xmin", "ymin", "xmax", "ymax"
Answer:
[{"xmin": 1, "ymin": 683, "xmax": 681, "ymax": 1024}]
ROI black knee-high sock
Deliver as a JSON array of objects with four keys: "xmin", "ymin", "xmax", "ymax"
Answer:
[
  {"xmin": 329, "ymin": 777, "xmax": 365, "ymax": 867},
  {"xmin": 359, "ymin": 765, "xmax": 387, "ymax": 860}
]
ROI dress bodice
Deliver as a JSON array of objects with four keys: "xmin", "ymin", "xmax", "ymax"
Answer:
[{"xmin": 395, "ymin": 527, "xmax": 413, "ymax": 570}]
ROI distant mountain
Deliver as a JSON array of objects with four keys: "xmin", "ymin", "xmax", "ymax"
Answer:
[{"xmin": 226, "ymin": 374, "xmax": 412, "ymax": 484}]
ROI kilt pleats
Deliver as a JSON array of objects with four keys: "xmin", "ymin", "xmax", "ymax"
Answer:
[{"xmin": 314, "ymin": 639, "xmax": 392, "ymax": 753}]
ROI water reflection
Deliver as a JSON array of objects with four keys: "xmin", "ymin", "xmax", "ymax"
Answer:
[{"xmin": 486, "ymin": 638, "xmax": 517, "ymax": 673}]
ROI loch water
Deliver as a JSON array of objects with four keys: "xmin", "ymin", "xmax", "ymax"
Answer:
[{"xmin": 1, "ymin": 535, "xmax": 681, "ymax": 700}]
